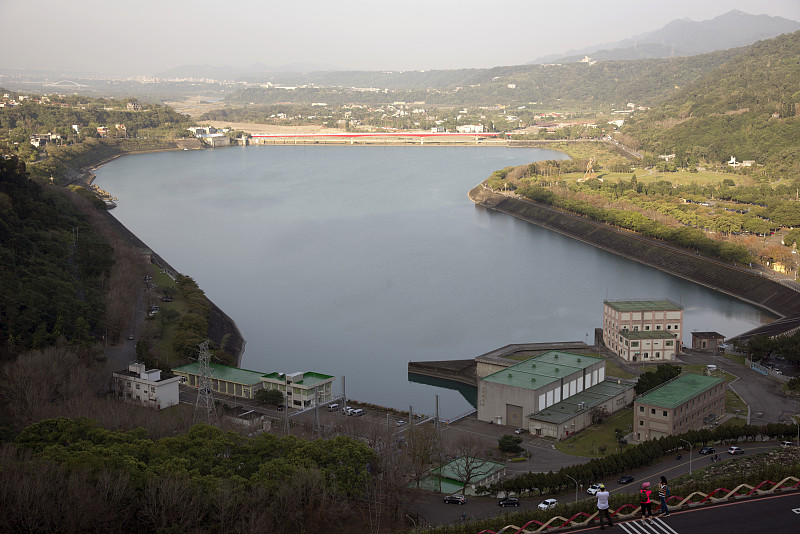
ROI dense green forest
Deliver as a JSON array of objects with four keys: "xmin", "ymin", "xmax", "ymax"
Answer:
[
  {"xmin": 0, "ymin": 156, "xmax": 112, "ymax": 357},
  {"xmin": 622, "ymin": 31, "xmax": 800, "ymax": 176},
  {"xmin": 0, "ymin": 417, "xmax": 376, "ymax": 533}
]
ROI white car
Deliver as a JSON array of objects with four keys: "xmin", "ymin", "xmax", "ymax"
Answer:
[
  {"xmin": 587, "ymin": 483, "xmax": 602, "ymax": 495},
  {"xmin": 538, "ymin": 498, "xmax": 558, "ymax": 510},
  {"xmin": 728, "ymin": 446, "xmax": 744, "ymax": 455}
]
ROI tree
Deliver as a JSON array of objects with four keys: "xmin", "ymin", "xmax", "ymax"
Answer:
[
  {"xmin": 254, "ymin": 388, "xmax": 284, "ymax": 406},
  {"xmin": 498, "ymin": 434, "xmax": 523, "ymax": 453}
]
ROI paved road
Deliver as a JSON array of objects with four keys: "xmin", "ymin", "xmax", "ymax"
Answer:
[
  {"xmin": 411, "ymin": 441, "xmax": 783, "ymax": 527},
  {"xmin": 678, "ymin": 349, "xmax": 799, "ymax": 424}
]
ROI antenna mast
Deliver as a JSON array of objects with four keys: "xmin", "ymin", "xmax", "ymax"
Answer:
[{"xmin": 194, "ymin": 340, "xmax": 217, "ymax": 424}]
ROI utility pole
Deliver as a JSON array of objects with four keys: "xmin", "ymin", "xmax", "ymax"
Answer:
[{"xmin": 194, "ymin": 341, "xmax": 217, "ymax": 424}]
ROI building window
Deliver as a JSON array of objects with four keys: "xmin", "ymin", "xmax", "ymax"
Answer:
[
  {"xmin": 631, "ymin": 341, "xmax": 639, "ymax": 348},
  {"xmin": 666, "ymin": 340, "xmax": 674, "ymax": 347},
  {"xmin": 663, "ymin": 411, "xmax": 667, "ymax": 416},
  {"xmin": 126, "ymin": 381, "xmax": 131, "ymax": 387},
  {"xmin": 645, "ymin": 325, "xmax": 650, "ymax": 331},
  {"xmin": 135, "ymin": 384, "xmax": 140, "ymax": 390},
  {"xmin": 633, "ymin": 326, "xmax": 639, "ymax": 332},
  {"xmin": 639, "ymin": 420, "xmax": 644, "ymax": 426},
  {"xmin": 151, "ymin": 386, "xmax": 155, "ymax": 393},
  {"xmin": 639, "ymin": 406, "xmax": 644, "ymax": 412},
  {"xmin": 656, "ymin": 325, "xmax": 661, "ymax": 330},
  {"xmin": 667, "ymin": 325, "xmax": 672, "ymax": 330},
  {"xmin": 651, "ymin": 408, "xmax": 656, "ymax": 415},
  {"xmin": 655, "ymin": 352, "xmax": 660, "ymax": 358}
]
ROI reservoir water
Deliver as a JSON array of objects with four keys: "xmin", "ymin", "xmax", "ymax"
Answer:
[{"xmin": 95, "ymin": 146, "xmax": 772, "ymax": 416}]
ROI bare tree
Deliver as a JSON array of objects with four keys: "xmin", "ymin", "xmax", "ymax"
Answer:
[{"xmin": 446, "ymin": 434, "xmax": 497, "ymax": 496}]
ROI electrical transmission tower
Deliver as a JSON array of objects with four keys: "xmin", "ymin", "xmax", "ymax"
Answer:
[{"xmin": 194, "ymin": 340, "xmax": 217, "ymax": 424}]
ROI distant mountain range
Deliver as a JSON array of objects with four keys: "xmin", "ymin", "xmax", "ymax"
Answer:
[
  {"xmin": 529, "ymin": 10, "xmax": 800, "ymax": 64},
  {"xmin": 153, "ymin": 62, "xmax": 336, "ymax": 80}
]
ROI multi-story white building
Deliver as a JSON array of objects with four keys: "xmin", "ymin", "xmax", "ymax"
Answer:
[
  {"xmin": 603, "ymin": 299, "xmax": 683, "ymax": 362},
  {"xmin": 261, "ymin": 371, "xmax": 334, "ymax": 409},
  {"xmin": 113, "ymin": 361, "xmax": 180, "ymax": 410}
]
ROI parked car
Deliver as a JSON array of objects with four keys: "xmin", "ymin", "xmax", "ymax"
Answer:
[
  {"xmin": 538, "ymin": 498, "xmax": 558, "ymax": 510},
  {"xmin": 618, "ymin": 475, "xmax": 634, "ymax": 484},
  {"xmin": 396, "ymin": 420, "xmax": 407, "ymax": 426},
  {"xmin": 499, "ymin": 497, "xmax": 520, "ymax": 507},
  {"xmin": 514, "ymin": 427, "xmax": 528, "ymax": 434},
  {"xmin": 276, "ymin": 405, "xmax": 285, "ymax": 411},
  {"xmin": 699, "ymin": 446, "xmax": 715, "ymax": 455},
  {"xmin": 443, "ymin": 494, "xmax": 466, "ymax": 505},
  {"xmin": 781, "ymin": 441, "xmax": 795, "ymax": 447},
  {"xmin": 127, "ymin": 333, "xmax": 134, "ymax": 340},
  {"xmin": 728, "ymin": 446, "xmax": 744, "ymax": 455},
  {"xmin": 587, "ymin": 483, "xmax": 602, "ymax": 495}
]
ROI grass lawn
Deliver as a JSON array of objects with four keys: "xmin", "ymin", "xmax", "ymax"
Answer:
[
  {"xmin": 555, "ymin": 408, "xmax": 634, "ymax": 457},
  {"xmin": 722, "ymin": 352, "xmax": 747, "ymax": 366},
  {"xmin": 604, "ymin": 359, "xmax": 637, "ymax": 379}
]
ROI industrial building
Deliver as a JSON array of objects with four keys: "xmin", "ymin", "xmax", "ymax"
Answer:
[
  {"xmin": 113, "ymin": 361, "xmax": 180, "ymax": 410},
  {"xmin": 633, "ymin": 373, "xmax": 725, "ymax": 442},
  {"xmin": 602, "ymin": 299, "xmax": 683, "ymax": 362},
  {"xmin": 172, "ymin": 362, "xmax": 334, "ymax": 408}
]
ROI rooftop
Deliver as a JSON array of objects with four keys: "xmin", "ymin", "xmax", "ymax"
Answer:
[
  {"xmin": 529, "ymin": 380, "xmax": 634, "ymax": 424},
  {"xmin": 433, "ymin": 456, "xmax": 506, "ymax": 481},
  {"xmin": 604, "ymin": 299, "xmax": 683, "ymax": 312},
  {"xmin": 636, "ymin": 374, "xmax": 725, "ymax": 409},
  {"xmin": 482, "ymin": 351, "xmax": 603, "ymax": 390},
  {"xmin": 691, "ymin": 331, "xmax": 725, "ymax": 339},
  {"xmin": 172, "ymin": 362, "xmax": 268, "ymax": 386}
]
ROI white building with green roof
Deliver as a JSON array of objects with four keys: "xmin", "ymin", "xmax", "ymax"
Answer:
[
  {"xmin": 603, "ymin": 299, "xmax": 683, "ymax": 362},
  {"xmin": 477, "ymin": 350, "xmax": 606, "ymax": 427},
  {"xmin": 633, "ymin": 373, "xmax": 725, "ymax": 442},
  {"xmin": 172, "ymin": 362, "xmax": 334, "ymax": 408}
]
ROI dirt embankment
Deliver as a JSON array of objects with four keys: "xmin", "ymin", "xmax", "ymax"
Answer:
[{"xmin": 470, "ymin": 185, "xmax": 800, "ymax": 321}]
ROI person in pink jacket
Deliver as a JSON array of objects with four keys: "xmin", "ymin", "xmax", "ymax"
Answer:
[{"xmin": 639, "ymin": 482, "xmax": 653, "ymax": 523}]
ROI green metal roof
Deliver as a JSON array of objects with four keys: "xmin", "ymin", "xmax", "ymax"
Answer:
[
  {"xmin": 530, "ymin": 380, "xmax": 634, "ymax": 424},
  {"xmin": 432, "ymin": 456, "xmax": 506, "ymax": 481},
  {"xmin": 172, "ymin": 362, "xmax": 268, "ymax": 386},
  {"xmin": 482, "ymin": 351, "xmax": 602, "ymax": 390},
  {"xmin": 604, "ymin": 299, "xmax": 683, "ymax": 312},
  {"xmin": 620, "ymin": 331, "xmax": 678, "ymax": 340},
  {"xmin": 294, "ymin": 372, "xmax": 334, "ymax": 386},
  {"xmin": 636, "ymin": 374, "xmax": 724, "ymax": 409}
]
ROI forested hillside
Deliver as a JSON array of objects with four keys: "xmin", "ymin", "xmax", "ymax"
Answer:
[
  {"xmin": 622, "ymin": 31, "xmax": 800, "ymax": 175},
  {"xmin": 0, "ymin": 157, "xmax": 115, "ymax": 358},
  {"xmin": 225, "ymin": 48, "xmax": 741, "ymax": 109}
]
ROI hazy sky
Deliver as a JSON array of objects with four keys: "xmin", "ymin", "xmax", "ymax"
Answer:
[{"xmin": 2, "ymin": 0, "xmax": 799, "ymax": 75}]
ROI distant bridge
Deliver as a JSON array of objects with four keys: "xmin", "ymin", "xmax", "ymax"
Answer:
[
  {"xmin": 45, "ymin": 80, "xmax": 88, "ymax": 87},
  {"xmin": 250, "ymin": 131, "xmax": 502, "ymax": 139}
]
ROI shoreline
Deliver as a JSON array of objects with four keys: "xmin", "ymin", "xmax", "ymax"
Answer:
[{"xmin": 469, "ymin": 184, "xmax": 800, "ymax": 329}]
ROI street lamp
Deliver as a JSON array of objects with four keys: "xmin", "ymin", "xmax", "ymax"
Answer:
[
  {"xmin": 679, "ymin": 438, "xmax": 692, "ymax": 475},
  {"xmin": 565, "ymin": 474, "xmax": 578, "ymax": 504}
]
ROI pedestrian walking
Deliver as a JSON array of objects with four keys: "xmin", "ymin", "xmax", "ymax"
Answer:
[
  {"xmin": 639, "ymin": 482, "xmax": 653, "ymax": 523},
  {"xmin": 596, "ymin": 483, "xmax": 614, "ymax": 529},
  {"xmin": 658, "ymin": 476, "xmax": 670, "ymax": 517}
]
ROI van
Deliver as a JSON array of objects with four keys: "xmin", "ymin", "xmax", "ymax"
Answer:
[
  {"xmin": 328, "ymin": 403, "xmax": 339, "ymax": 412},
  {"xmin": 351, "ymin": 408, "xmax": 365, "ymax": 417},
  {"xmin": 706, "ymin": 364, "xmax": 717, "ymax": 373}
]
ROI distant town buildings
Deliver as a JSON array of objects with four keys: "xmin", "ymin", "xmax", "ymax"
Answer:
[{"xmin": 602, "ymin": 299, "xmax": 683, "ymax": 362}]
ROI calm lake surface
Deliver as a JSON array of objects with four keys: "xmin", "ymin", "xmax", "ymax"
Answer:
[{"xmin": 95, "ymin": 146, "xmax": 772, "ymax": 416}]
